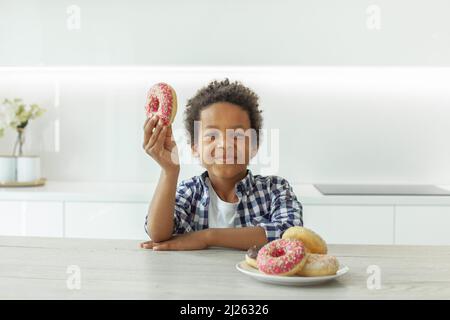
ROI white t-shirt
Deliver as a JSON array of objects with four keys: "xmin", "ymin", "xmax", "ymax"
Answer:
[{"xmin": 206, "ymin": 178, "xmax": 239, "ymax": 228}]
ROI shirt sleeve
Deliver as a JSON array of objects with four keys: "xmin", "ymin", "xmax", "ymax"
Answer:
[
  {"xmin": 144, "ymin": 180, "xmax": 194, "ymax": 238},
  {"xmin": 172, "ymin": 181, "xmax": 195, "ymax": 234},
  {"xmin": 257, "ymin": 177, "xmax": 303, "ymax": 242}
]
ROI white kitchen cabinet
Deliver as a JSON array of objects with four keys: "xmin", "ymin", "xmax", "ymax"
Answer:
[
  {"xmin": 395, "ymin": 206, "xmax": 450, "ymax": 245},
  {"xmin": 24, "ymin": 202, "xmax": 64, "ymax": 237},
  {"xmin": 0, "ymin": 201, "xmax": 23, "ymax": 236},
  {"xmin": 64, "ymin": 202, "xmax": 148, "ymax": 240},
  {"xmin": 303, "ymin": 205, "xmax": 395, "ymax": 245},
  {"xmin": 0, "ymin": 201, "xmax": 63, "ymax": 237}
]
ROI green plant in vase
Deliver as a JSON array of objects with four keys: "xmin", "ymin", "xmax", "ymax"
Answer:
[{"xmin": 0, "ymin": 98, "xmax": 46, "ymax": 156}]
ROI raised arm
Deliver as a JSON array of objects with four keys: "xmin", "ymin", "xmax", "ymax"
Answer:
[{"xmin": 143, "ymin": 114, "xmax": 180, "ymax": 243}]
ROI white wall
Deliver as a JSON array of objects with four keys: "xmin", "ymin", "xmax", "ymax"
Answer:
[
  {"xmin": 1, "ymin": 1, "xmax": 450, "ymax": 244},
  {"xmin": 1, "ymin": 66, "xmax": 450, "ymax": 184},
  {"xmin": 1, "ymin": 0, "xmax": 450, "ymax": 184},
  {"xmin": 0, "ymin": 0, "xmax": 450, "ymax": 66}
]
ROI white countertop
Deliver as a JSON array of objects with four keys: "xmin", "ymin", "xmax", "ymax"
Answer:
[
  {"xmin": 2, "ymin": 180, "xmax": 450, "ymax": 205},
  {"xmin": 1, "ymin": 236, "xmax": 449, "ymax": 299}
]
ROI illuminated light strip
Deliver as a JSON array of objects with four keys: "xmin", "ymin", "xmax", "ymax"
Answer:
[
  {"xmin": 54, "ymin": 119, "xmax": 60, "ymax": 153},
  {"xmin": 1, "ymin": 66, "xmax": 450, "ymax": 93}
]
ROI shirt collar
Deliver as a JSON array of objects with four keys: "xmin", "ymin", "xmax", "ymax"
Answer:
[{"xmin": 200, "ymin": 169, "xmax": 255, "ymax": 196}]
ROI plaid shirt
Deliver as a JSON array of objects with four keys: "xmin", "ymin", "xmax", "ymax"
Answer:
[{"xmin": 145, "ymin": 169, "xmax": 303, "ymax": 242}]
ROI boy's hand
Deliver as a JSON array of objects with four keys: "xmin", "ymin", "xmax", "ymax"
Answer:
[
  {"xmin": 140, "ymin": 230, "xmax": 210, "ymax": 251},
  {"xmin": 143, "ymin": 114, "xmax": 179, "ymax": 173}
]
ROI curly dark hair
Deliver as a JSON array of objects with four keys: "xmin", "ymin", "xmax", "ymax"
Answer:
[{"xmin": 184, "ymin": 78, "xmax": 263, "ymax": 146}]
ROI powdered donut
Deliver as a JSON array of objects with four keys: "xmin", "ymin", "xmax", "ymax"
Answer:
[
  {"xmin": 256, "ymin": 239, "xmax": 307, "ymax": 276},
  {"xmin": 145, "ymin": 83, "xmax": 177, "ymax": 125},
  {"xmin": 282, "ymin": 226, "xmax": 328, "ymax": 254},
  {"xmin": 297, "ymin": 253, "xmax": 340, "ymax": 277},
  {"xmin": 245, "ymin": 245, "xmax": 261, "ymax": 269}
]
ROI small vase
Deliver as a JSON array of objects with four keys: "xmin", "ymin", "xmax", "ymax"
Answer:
[
  {"xmin": 16, "ymin": 155, "xmax": 41, "ymax": 182},
  {"xmin": 10, "ymin": 122, "xmax": 42, "ymax": 183},
  {"xmin": 0, "ymin": 155, "xmax": 16, "ymax": 182},
  {"xmin": 13, "ymin": 123, "xmax": 27, "ymax": 157}
]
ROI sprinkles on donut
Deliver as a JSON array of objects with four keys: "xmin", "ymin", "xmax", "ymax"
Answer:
[
  {"xmin": 145, "ymin": 82, "xmax": 178, "ymax": 125},
  {"xmin": 256, "ymin": 239, "xmax": 307, "ymax": 276}
]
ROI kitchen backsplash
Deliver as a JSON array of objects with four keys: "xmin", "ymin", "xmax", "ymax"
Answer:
[{"xmin": 1, "ymin": 66, "xmax": 450, "ymax": 184}]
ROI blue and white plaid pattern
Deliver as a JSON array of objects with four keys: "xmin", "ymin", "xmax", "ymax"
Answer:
[{"xmin": 145, "ymin": 169, "xmax": 303, "ymax": 242}]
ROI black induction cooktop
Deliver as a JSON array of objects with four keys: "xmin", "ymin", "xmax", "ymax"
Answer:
[{"xmin": 314, "ymin": 184, "xmax": 450, "ymax": 196}]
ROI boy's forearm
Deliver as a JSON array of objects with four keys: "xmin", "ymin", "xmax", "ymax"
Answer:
[
  {"xmin": 206, "ymin": 227, "xmax": 268, "ymax": 250},
  {"xmin": 147, "ymin": 168, "xmax": 179, "ymax": 242}
]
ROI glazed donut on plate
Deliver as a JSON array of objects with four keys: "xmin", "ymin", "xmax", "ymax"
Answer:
[
  {"xmin": 256, "ymin": 239, "xmax": 307, "ymax": 276},
  {"xmin": 282, "ymin": 226, "xmax": 328, "ymax": 254},
  {"xmin": 145, "ymin": 82, "xmax": 178, "ymax": 125},
  {"xmin": 245, "ymin": 245, "xmax": 261, "ymax": 269},
  {"xmin": 297, "ymin": 253, "xmax": 339, "ymax": 277}
]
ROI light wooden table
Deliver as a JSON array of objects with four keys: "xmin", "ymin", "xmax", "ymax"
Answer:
[{"xmin": 1, "ymin": 236, "xmax": 449, "ymax": 299}]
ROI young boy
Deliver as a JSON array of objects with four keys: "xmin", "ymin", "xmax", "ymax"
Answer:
[{"xmin": 140, "ymin": 79, "xmax": 303, "ymax": 251}]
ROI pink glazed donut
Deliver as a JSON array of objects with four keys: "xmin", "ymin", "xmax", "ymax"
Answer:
[
  {"xmin": 145, "ymin": 83, "xmax": 178, "ymax": 125},
  {"xmin": 256, "ymin": 239, "xmax": 307, "ymax": 276}
]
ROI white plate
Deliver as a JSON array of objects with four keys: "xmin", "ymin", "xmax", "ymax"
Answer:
[{"xmin": 236, "ymin": 260, "xmax": 349, "ymax": 286}]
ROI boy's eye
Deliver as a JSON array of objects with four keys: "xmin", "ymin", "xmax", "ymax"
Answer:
[
  {"xmin": 234, "ymin": 132, "xmax": 245, "ymax": 139},
  {"xmin": 203, "ymin": 132, "xmax": 218, "ymax": 141},
  {"xmin": 230, "ymin": 131, "xmax": 246, "ymax": 141}
]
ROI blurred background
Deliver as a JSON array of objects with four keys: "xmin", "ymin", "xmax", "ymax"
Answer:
[{"xmin": 1, "ymin": 0, "xmax": 450, "ymax": 244}]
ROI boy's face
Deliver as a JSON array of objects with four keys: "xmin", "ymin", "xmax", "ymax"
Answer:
[{"xmin": 192, "ymin": 102, "xmax": 257, "ymax": 179}]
